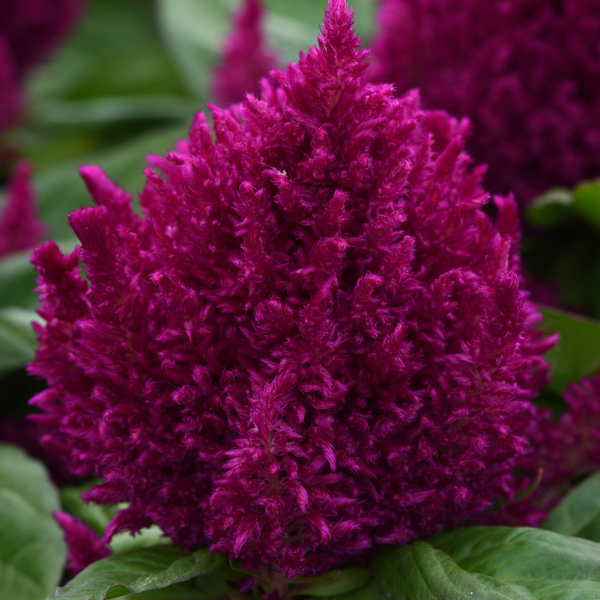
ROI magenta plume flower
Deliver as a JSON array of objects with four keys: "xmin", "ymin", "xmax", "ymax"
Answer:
[
  {"xmin": 0, "ymin": 0, "xmax": 87, "ymax": 133},
  {"xmin": 54, "ymin": 513, "xmax": 111, "ymax": 577},
  {"xmin": 370, "ymin": 0, "xmax": 600, "ymax": 203},
  {"xmin": 487, "ymin": 373, "xmax": 600, "ymax": 527},
  {"xmin": 30, "ymin": 0, "xmax": 553, "ymax": 577},
  {"xmin": 213, "ymin": 0, "xmax": 277, "ymax": 106},
  {"xmin": 0, "ymin": 161, "xmax": 46, "ymax": 258}
]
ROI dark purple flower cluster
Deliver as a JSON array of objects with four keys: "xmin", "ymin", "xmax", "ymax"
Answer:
[
  {"xmin": 0, "ymin": 161, "xmax": 46, "ymax": 258},
  {"xmin": 370, "ymin": 0, "xmax": 600, "ymax": 203},
  {"xmin": 54, "ymin": 513, "xmax": 111, "ymax": 577},
  {"xmin": 0, "ymin": 0, "xmax": 87, "ymax": 133},
  {"xmin": 213, "ymin": 0, "xmax": 276, "ymax": 106},
  {"xmin": 500, "ymin": 373, "xmax": 600, "ymax": 526},
  {"xmin": 31, "ymin": 0, "xmax": 553, "ymax": 577}
]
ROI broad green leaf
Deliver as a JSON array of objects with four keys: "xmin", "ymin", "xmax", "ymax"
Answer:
[
  {"xmin": 50, "ymin": 546, "xmax": 228, "ymax": 600},
  {"xmin": 0, "ymin": 251, "xmax": 38, "ymax": 309},
  {"xmin": 294, "ymin": 567, "xmax": 371, "ymax": 596},
  {"xmin": 0, "ymin": 444, "xmax": 67, "ymax": 600},
  {"xmin": 527, "ymin": 180, "xmax": 600, "ymax": 231},
  {"xmin": 111, "ymin": 526, "xmax": 172, "ymax": 554},
  {"xmin": 334, "ymin": 579, "xmax": 387, "ymax": 600},
  {"xmin": 431, "ymin": 526, "xmax": 600, "ymax": 600},
  {"xmin": 117, "ymin": 580, "xmax": 227, "ymax": 599},
  {"xmin": 539, "ymin": 307, "xmax": 600, "ymax": 393},
  {"xmin": 572, "ymin": 180, "xmax": 600, "ymax": 231},
  {"xmin": 0, "ymin": 308, "xmax": 43, "ymax": 374},
  {"xmin": 526, "ymin": 188, "xmax": 573, "ymax": 228},
  {"xmin": 60, "ymin": 481, "xmax": 119, "ymax": 538},
  {"xmin": 543, "ymin": 471, "xmax": 600, "ymax": 542},
  {"xmin": 31, "ymin": 96, "xmax": 197, "ymax": 130},
  {"xmin": 373, "ymin": 541, "xmax": 533, "ymax": 600}
]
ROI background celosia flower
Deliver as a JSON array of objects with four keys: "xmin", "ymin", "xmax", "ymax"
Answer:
[
  {"xmin": 492, "ymin": 373, "xmax": 600, "ymax": 527},
  {"xmin": 0, "ymin": 0, "xmax": 87, "ymax": 134},
  {"xmin": 370, "ymin": 0, "xmax": 600, "ymax": 203},
  {"xmin": 212, "ymin": 0, "xmax": 277, "ymax": 106},
  {"xmin": 30, "ymin": 0, "xmax": 553, "ymax": 577},
  {"xmin": 0, "ymin": 161, "xmax": 46, "ymax": 258},
  {"xmin": 54, "ymin": 512, "xmax": 111, "ymax": 577},
  {"xmin": 0, "ymin": 39, "xmax": 22, "ymax": 135}
]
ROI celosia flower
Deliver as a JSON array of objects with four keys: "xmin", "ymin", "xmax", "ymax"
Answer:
[
  {"xmin": 370, "ymin": 0, "xmax": 600, "ymax": 202},
  {"xmin": 0, "ymin": 161, "xmax": 46, "ymax": 258},
  {"xmin": 0, "ymin": 0, "xmax": 87, "ymax": 134},
  {"xmin": 493, "ymin": 373, "xmax": 600, "ymax": 526},
  {"xmin": 54, "ymin": 513, "xmax": 111, "ymax": 577},
  {"xmin": 30, "ymin": 0, "xmax": 553, "ymax": 577},
  {"xmin": 213, "ymin": 0, "xmax": 276, "ymax": 106}
]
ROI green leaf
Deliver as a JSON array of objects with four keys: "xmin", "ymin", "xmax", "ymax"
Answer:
[
  {"xmin": 0, "ymin": 308, "xmax": 43, "ymax": 374},
  {"xmin": 117, "ymin": 580, "xmax": 227, "ymax": 599},
  {"xmin": 294, "ymin": 567, "xmax": 371, "ymax": 597},
  {"xmin": 50, "ymin": 546, "xmax": 228, "ymax": 600},
  {"xmin": 334, "ymin": 579, "xmax": 387, "ymax": 600},
  {"xmin": 0, "ymin": 443, "xmax": 67, "ymax": 600},
  {"xmin": 0, "ymin": 251, "xmax": 38, "ymax": 309},
  {"xmin": 527, "ymin": 181, "xmax": 600, "ymax": 231},
  {"xmin": 527, "ymin": 188, "xmax": 574, "ymax": 228},
  {"xmin": 572, "ymin": 181, "xmax": 600, "ymax": 231},
  {"xmin": 543, "ymin": 471, "xmax": 600, "ymax": 542},
  {"xmin": 111, "ymin": 526, "xmax": 172, "ymax": 555},
  {"xmin": 431, "ymin": 526, "xmax": 600, "ymax": 600},
  {"xmin": 375, "ymin": 526, "xmax": 600, "ymax": 599},
  {"xmin": 539, "ymin": 307, "xmax": 600, "ymax": 393},
  {"xmin": 373, "ymin": 540, "xmax": 534, "ymax": 600}
]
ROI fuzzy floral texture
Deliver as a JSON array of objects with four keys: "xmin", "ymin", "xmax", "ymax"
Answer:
[
  {"xmin": 54, "ymin": 513, "xmax": 111, "ymax": 577},
  {"xmin": 0, "ymin": 161, "xmax": 46, "ymax": 258},
  {"xmin": 213, "ymin": 0, "xmax": 277, "ymax": 106},
  {"xmin": 0, "ymin": 0, "xmax": 87, "ymax": 133},
  {"xmin": 495, "ymin": 374, "xmax": 600, "ymax": 526},
  {"xmin": 30, "ymin": 0, "xmax": 554, "ymax": 577},
  {"xmin": 371, "ymin": 0, "xmax": 600, "ymax": 203}
]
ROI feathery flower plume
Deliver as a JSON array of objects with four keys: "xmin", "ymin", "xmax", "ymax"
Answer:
[
  {"xmin": 495, "ymin": 373, "xmax": 600, "ymax": 526},
  {"xmin": 0, "ymin": 161, "xmax": 46, "ymax": 258},
  {"xmin": 54, "ymin": 513, "xmax": 111, "ymax": 577},
  {"xmin": 30, "ymin": 0, "xmax": 553, "ymax": 577},
  {"xmin": 213, "ymin": 0, "xmax": 277, "ymax": 106},
  {"xmin": 370, "ymin": 0, "xmax": 600, "ymax": 203},
  {"xmin": 0, "ymin": 0, "xmax": 88, "ymax": 134}
]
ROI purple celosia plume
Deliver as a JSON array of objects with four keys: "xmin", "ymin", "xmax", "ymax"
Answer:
[
  {"xmin": 370, "ymin": 0, "xmax": 600, "ymax": 203},
  {"xmin": 494, "ymin": 373, "xmax": 600, "ymax": 526},
  {"xmin": 0, "ymin": 0, "xmax": 87, "ymax": 134},
  {"xmin": 30, "ymin": 0, "xmax": 554, "ymax": 577},
  {"xmin": 0, "ymin": 161, "xmax": 46, "ymax": 258},
  {"xmin": 54, "ymin": 513, "xmax": 111, "ymax": 577},
  {"xmin": 213, "ymin": 0, "xmax": 277, "ymax": 106}
]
